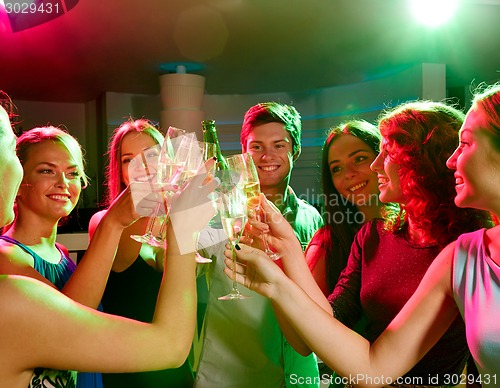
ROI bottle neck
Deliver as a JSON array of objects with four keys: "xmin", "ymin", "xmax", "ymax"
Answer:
[
  {"xmin": 202, "ymin": 124, "xmax": 228, "ymax": 170},
  {"xmin": 202, "ymin": 128, "xmax": 217, "ymax": 144}
]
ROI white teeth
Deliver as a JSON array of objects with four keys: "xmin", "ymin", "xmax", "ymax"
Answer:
[
  {"xmin": 378, "ymin": 178, "xmax": 389, "ymax": 184},
  {"xmin": 134, "ymin": 175, "xmax": 154, "ymax": 182},
  {"xmin": 48, "ymin": 195, "xmax": 69, "ymax": 201},
  {"xmin": 261, "ymin": 166, "xmax": 278, "ymax": 171},
  {"xmin": 349, "ymin": 181, "xmax": 367, "ymax": 192}
]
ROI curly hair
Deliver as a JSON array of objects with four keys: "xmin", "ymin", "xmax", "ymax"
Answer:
[
  {"xmin": 102, "ymin": 118, "xmax": 163, "ymax": 208},
  {"xmin": 378, "ymin": 101, "xmax": 491, "ymax": 247},
  {"xmin": 308, "ymin": 120, "xmax": 381, "ymax": 293}
]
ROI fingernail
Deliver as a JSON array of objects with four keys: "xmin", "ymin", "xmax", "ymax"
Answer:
[
  {"xmin": 207, "ymin": 192, "xmax": 218, "ymax": 201},
  {"xmin": 235, "ymin": 244, "xmax": 241, "ymax": 250}
]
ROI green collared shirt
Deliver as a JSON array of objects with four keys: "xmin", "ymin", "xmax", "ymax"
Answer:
[{"xmin": 195, "ymin": 186, "xmax": 324, "ymax": 388}]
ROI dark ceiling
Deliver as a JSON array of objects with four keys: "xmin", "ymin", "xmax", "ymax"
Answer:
[{"xmin": 1, "ymin": 0, "xmax": 499, "ymax": 103}]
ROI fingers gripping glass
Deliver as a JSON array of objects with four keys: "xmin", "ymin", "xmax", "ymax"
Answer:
[
  {"xmin": 226, "ymin": 153, "xmax": 280, "ymax": 260},
  {"xmin": 127, "ymin": 143, "xmax": 161, "ymax": 244},
  {"xmin": 130, "ymin": 127, "xmax": 218, "ymax": 266},
  {"xmin": 130, "ymin": 127, "xmax": 192, "ymax": 246}
]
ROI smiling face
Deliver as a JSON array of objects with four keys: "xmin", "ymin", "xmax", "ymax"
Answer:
[
  {"xmin": 17, "ymin": 140, "xmax": 81, "ymax": 221},
  {"xmin": 370, "ymin": 137, "xmax": 404, "ymax": 204},
  {"xmin": 328, "ymin": 134, "xmax": 379, "ymax": 208},
  {"xmin": 446, "ymin": 108, "xmax": 500, "ymax": 213},
  {"xmin": 0, "ymin": 108, "xmax": 23, "ymax": 227},
  {"xmin": 244, "ymin": 122, "xmax": 295, "ymax": 195},
  {"xmin": 120, "ymin": 132, "xmax": 160, "ymax": 186}
]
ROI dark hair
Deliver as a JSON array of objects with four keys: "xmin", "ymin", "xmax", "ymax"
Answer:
[
  {"xmin": 241, "ymin": 102, "xmax": 302, "ymax": 157},
  {"xmin": 308, "ymin": 120, "xmax": 381, "ymax": 293},
  {"xmin": 378, "ymin": 100, "xmax": 491, "ymax": 246}
]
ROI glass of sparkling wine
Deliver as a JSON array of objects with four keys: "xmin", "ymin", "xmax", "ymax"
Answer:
[
  {"xmin": 130, "ymin": 128, "xmax": 191, "ymax": 246},
  {"xmin": 147, "ymin": 132, "xmax": 201, "ymax": 248},
  {"xmin": 226, "ymin": 153, "xmax": 280, "ymax": 260},
  {"xmin": 217, "ymin": 174, "xmax": 249, "ymax": 300}
]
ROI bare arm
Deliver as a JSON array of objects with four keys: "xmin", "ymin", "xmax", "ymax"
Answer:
[
  {"xmin": 1, "ymin": 227, "xmax": 195, "ymax": 375},
  {"xmin": 62, "ymin": 185, "xmax": 142, "ymax": 308},
  {"xmin": 225, "ymin": 241, "xmax": 459, "ymax": 387},
  {"xmin": 0, "ymin": 162, "xmax": 217, "ymax": 383}
]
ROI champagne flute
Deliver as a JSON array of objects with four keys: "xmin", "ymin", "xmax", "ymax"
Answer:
[
  {"xmin": 226, "ymin": 153, "xmax": 280, "ymax": 260},
  {"xmin": 130, "ymin": 127, "xmax": 189, "ymax": 245},
  {"xmin": 146, "ymin": 132, "xmax": 199, "ymax": 248},
  {"xmin": 217, "ymin": 173, "xmax": 249, "ymax": 300},
  {"xmin": 128, "ymin": 144, "xmax": 163, "ymax": 245}
]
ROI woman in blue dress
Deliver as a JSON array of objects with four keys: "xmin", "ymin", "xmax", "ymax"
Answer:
[
  {"xmin": 0, "ymin": 126, "xmax": 141, "ymax": 387},
  {"xmin": 0, "ymin": 103, "xmax": 217, "ymax": 387}
]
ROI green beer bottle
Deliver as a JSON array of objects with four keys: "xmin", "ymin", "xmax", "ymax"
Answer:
[{"xmin": 202, "ymin": 119, "xmax": 229, "ymax": 171}]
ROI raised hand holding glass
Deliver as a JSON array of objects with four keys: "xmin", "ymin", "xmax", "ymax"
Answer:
[{"xmin": 226, "ymin": 153, "xmax": 280, "ymax": 260}]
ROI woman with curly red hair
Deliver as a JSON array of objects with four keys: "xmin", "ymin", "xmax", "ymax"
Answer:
[
  {"xmin": 234, "ymin": 100, "xmax": 492, "ymax": 385},
  {"xmin": 376, "ymin": 102, "xmax": 485, "ymax": 246},
  {"xmin": 326, "ymin": 102, "xmax": 490, "ymax": 384},
  {"xmin": 226, "ymin": 84, "xmax": 500, "ymax": 387}
]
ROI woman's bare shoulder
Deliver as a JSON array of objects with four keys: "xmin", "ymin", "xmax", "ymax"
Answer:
[{"xmin": 88, "ymin": 209, "xmax": 108, "ymax": 237}]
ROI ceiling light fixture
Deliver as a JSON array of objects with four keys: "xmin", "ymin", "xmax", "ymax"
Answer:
[{"xmin": 410, "ymin": 0, "xmax": 458, "ymax": 27}]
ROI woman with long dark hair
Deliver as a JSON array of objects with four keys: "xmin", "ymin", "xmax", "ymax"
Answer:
[{"xmin": 306, "ymin": 120, "xmax": 382, "ymax": 296}]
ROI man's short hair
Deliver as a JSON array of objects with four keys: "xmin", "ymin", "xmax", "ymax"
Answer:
[{"xmin": 241, "ymin": 102, "xmax": 302, "ymax": 157}]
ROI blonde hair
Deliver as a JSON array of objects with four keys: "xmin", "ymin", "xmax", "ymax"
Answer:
[{"xmin": 16, "ymin": 126, "xmax": 88, "ymax": 188}]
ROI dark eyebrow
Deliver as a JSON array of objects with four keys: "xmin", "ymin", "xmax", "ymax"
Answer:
[
  {"xmin": 249, "ymin": 138, "xmax": 290, "ymax": 144},
  {"xmin": 37, "ymin": 161, "xmax": 78, "ymax": 170},
  {"xmin": 121, "ymin": 147, "xmax": 157, "ymax": 158},
  {"xmin": 329, "ymin": 149, "xmax": 370, "ymax": 166}
]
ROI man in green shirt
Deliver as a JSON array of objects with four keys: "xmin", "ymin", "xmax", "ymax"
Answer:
[{"xmin": 196, "ymin": 102, "xmax": 323, "ymax": 387}]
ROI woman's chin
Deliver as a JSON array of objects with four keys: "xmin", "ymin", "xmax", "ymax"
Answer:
[{"xmin": 454, "ymin": 194, "xmax": 470, "ymax": 209}]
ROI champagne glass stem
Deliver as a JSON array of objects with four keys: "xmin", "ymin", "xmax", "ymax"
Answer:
[
  {"xmin": 149, "ymin": 211, "xmax": 169, "ymax": 248},
  {"xmin": 156, "ymin": 211, "xmax": 169, "ymax": 239},
  {"xmin": 218, "ymin": 239, "xmax": 249, "ymax": 300},
  {"xmin": 256, "ymin": 208, "xmax": 281, "ymax": 260},
  {"xmin": 230, "ymin": 242, "xmax": 238, "ymax": 290},
  {"xmin": 231, "ymin": 234, "xmax": 249, "ymax": 297},
  {"xmin": 145, "ymin": 204, "xmax": 160, "ymax": 234},
  {"xmin": 130, "ymin": 203, "xmax": 160, "ymax": 244}
]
